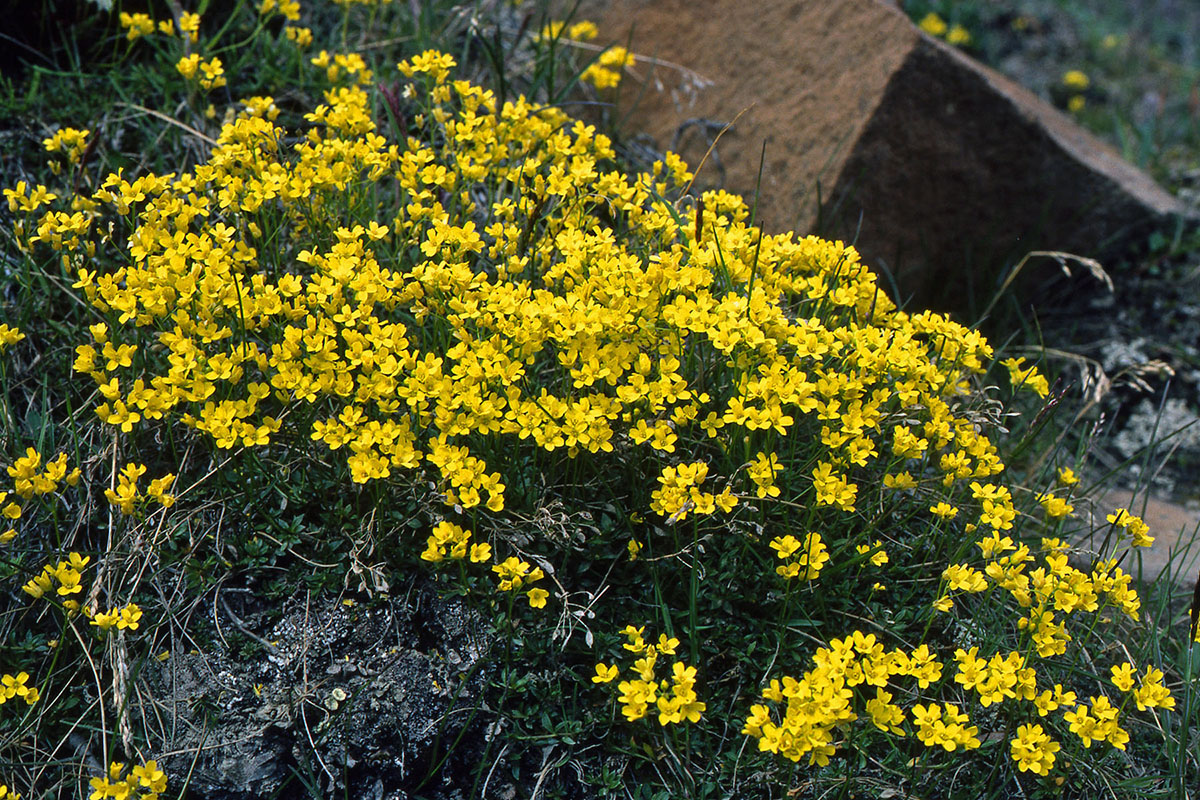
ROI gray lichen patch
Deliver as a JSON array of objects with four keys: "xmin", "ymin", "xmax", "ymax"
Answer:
[{"xmin": 140, "ymin": 580, "xmax": 494, "ymax": 799}]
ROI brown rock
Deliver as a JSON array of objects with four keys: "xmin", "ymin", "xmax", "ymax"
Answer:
[{"xmin": 584, "ymin": 0, "xmax": 1192, "ymax": 312}]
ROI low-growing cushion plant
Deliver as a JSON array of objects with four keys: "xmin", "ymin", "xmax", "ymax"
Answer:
[{"xmin": 0, "ymin": 1, "xmax": 1196, "ymax": 798}]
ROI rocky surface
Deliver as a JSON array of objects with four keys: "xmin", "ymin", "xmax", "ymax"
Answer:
[
  {"xmin": 140, "ymin": 582, "xmax": 498, "ymax": 799},
  {"xmin": 586, "ymin": 0, "xmax": 1192, "ymax": 311}
]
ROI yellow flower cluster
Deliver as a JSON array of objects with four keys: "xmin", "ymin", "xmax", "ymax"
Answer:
[
  {"xmin": 1, "ymin": 448, "xmax": 81, "ymax": 544},
  {"xmin": 103, "ymin": 463, "xmax": 176, "ymax": 515},
  {"xmin": 118, "ymin": 12, "xmax": 155, "ymax": 40},
  {"xmin": 3, "ymin": 182, "xmax": 57, "ymax": 213},
  {"xmin": 22, "ymin": 553, "xmax": 90, "ymax": 609},
  {"xmin": 769, "ymin": 532, "xmax": 829, "ymax": 581},
  {"xmin": 1010, "ymin": 723, "xmax": 1059, "ymax": 775},
  {"xmin": 1003, "ymin": 357, "xmax": 1050, "ymax": 398},
  {"xmin": 311, "ymin": 51, "xmax": 373, "ymax": 85},
  {"xmin": 6, "ymin": 448, "xmax": 79, "ymax": 499},
  {"xmin": 285, "ymin": 25, "xmax": 313, "ymax": 46},
  {"xmin": 580, "ymin": 46, "xmax": 635, "ymax": 90},
  {"xmin": 178, "ymin": 12, "xmax": 201, "ymax": 42},
  {"xmin": 537, "ymin": 19, "xmax": 631, "ymax": 88},
  {"xmin": 953, "ymin": 647, "xmax": 1036, "ymax": 707},
  {"xmin": 14, "ymin": 41, "xmax": 1037, "ymax": 564},
  {"xmin": 175, "ymin": 55, "xmax": 227, "ymax": 90},
  {"xmin": 1063, "ymin": 695, "xmax": 1128, "ymax": 749},
  {"xmin": 811, "ymin": 462, "xmax": 857, "ymax": 511},
  {"xmin": 1106, "ymin": 507, "xmax": 1154, "ymax": 547},
  {"xmin": 539, "ymin": 21, "xmax": 599, "ymax": 42},
  {"xmin": 910, "ymin": 702, "xmax": 980, "ymax": 751},
  {"xmin": 492, "ymin": 557, "xmax": 548, "ymax": 608},
  {"xmin": 743, "ymin": 633, "xmax": 947, "ymax": 766},
  {"xmin": 596, "ymin": 625, "xmax": 705, "ymax": 725},
  {"xmin": 42, "ymin": 128, "xmax": 91, "ymax": 173},
  {"xmin": 0, "ymin": 671, "xmax": 40, "ymax": 707},
  {"xmin": 746, "ymin": 452, "xmax": 781, "ymax": 498},
  {"xmin": 1037, "ymin": 491, "xmax": 1074, "ymax": 519},
  {"xmin": 87, "ymin": 760, "xmax": 166, "ymax": 800},
  {"xmin": 10, "ymin": 34, "xmax": 1170, "ymax": 787},
  {"xmin": 649, "ymin": 461, "xmax": 736, "ymax": 522},
  {"xmin": 259, "ymin": 0, "xmax": 301, "ymax": 20},
  {"xmin": 917, "ymin": 12, "xmax": 971, "ymax": 46},
  {"xmin": 941, "ymin": 563, "xmax": 987, "ymax": 594},
  {"xmin": 118, "ymin": 10, "xmax": 186, "ymax": 40},
  {"xmin": 0, "ymin": 783, "xmax": 19, "ymax": 799},
  {"xmin": 425, "ymin": 437, "xmax": 505, "ymax": 511},
  {"xmin": 1110, "ymin": 662, "xmax": 1174, "ymax": 711},
  {"xmin": 938, "ymin": 523, "xmax": 1142, "ymax": 661},
  {"xmin": 88, "ymin": 603, "xmax": 144, "ymax": 632},
  {"xmin": 419, "ymin": 520, "xmax": 491, "ymax": 564}
]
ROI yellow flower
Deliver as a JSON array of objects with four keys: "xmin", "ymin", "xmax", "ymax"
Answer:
[
  {"xmin": 856, "ymin": 540, "xmax": 888, "ymax": 566},
  {"xmin": 946, "ymin": 24, "xmax": 971, "ymax": 46},
  {"xmin": 929, "ymin": 501, "xmax": 958, "ymax": 519},
  {"xmin": 567, "ymin": 21, "xmax": 599, "ymax": 40},
  {"xmin": 1037, "ymin": 492, "xmax": 1074, "ymax": 519},
  {"xmin": 1132, "ymin": 667, "xmax": 1175, "ymax": 710},
  {"xmin": 176, "ymin": 54, "xmax": 201, "ymax": 81},
  {"xmin": 580, "ymin": 46, "xmax": 635, "ymax": 90},
  {"xmin": 654, "ymin": 634, "xmax": 680, "ymax": 655},
  {"xmin": 1002, "ymin": 357, "xmax": 1050, "ymax": 397},
  {"xmin": 178, "ymin": 11, "xmax": 202, "ymax": 41},
  {"xmin": 592, "ymin": 663, "xmax": 619, "ymax": 683},
  {"xmin": 1110, "ymin": 662, "xmax": 1136, "ymax": 692},
  {"xmin": 0, "ymin": 671, "xmax": 37, "ymax": 705},
  {"xmin": 627, "ymin": 539, "xmax": 643, "ymax": 561},
  {"xmin": 884, "ymin": 471, "xmax": 917, "ymax": 490},
  {"xmin": 117, "ymin": 603, "xmax": 143, "ymax": 630},
  {"xmin": 199, "ymin": 58, "xmax": 227, "ymax": 91},
  {"xmin": 0, "ymin": 323, "xmax": 25, "ymax": 352},
  {"xmin": 918, "ymin": 12, "xmax": 948, "ymax": 37},
  {"xmin": 285, "ymin": 26, "xmax": 314, "ymax": 46},
  {"xmin": 1107, "ymin": 508, "xmax": 1154, "ymax": 546},
  {"xmin": 942, "ymin": 564, "xmax": 987, "ymax": 593},
  {"xmin": 131, "ymin": 760, "xmax": 167, "ymax": 792},
  {"xmin": 769, "ymin": 534, "xmax": 801, "ymax": 560},
  {"xmin": 91, "ymin": 609, "xmax": 119, "ymax": 631},
  {"xmin": 492, "ymin": 557, "xmax": 543, "ymax": 593},
  {"xmin": 911, "ymin": 702, "xmax": 980, "ymax": 751},
  {"xmin": 118, "ymin": 12, "xmax": 155, "ymax": 40},
  {"xmin": 1010, "ymin": 723, "xmax": 1059, "ymax": 775},
  {"xmin": 865, "ymin": 687, "xmax": 905, "ymax": 734},
  {"xmin": 772, "ymin": 532, "xmax": 828, "ymax": 581},
  {"xmin": 1062, "ymin": 69, "xmax": 1090, "ymax": 90}
]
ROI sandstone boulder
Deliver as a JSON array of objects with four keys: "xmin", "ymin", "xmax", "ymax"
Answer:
[{"xmin": 584, "ymin": 0, "xmax": 1192, "ymax": 312}]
